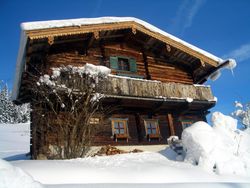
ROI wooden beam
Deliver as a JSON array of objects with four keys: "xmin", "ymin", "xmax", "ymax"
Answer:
[
  {"xmin": 134, "ymin": 113, "xmax": 142, "ymax": 142},
  {"xmin": 47, "ymin": 36, "xmax": 54, "ymax": 45},
  {"xmin": 131, "ymin": 27, "xmax": 137, "ymax": 34},
  {"xmin": 196, "ymin": 59, "xmax": 231, "ymax": 84},
  {"xmin": 167, "ymin": 113, "xmax": 175, "ymax": 136},
  {"xmin": 142, "ymin": 52, "xmax": 151, "ymax": 79},
  {"xmin": 99, "ymin": 39, "xmax": 106, "ymax": 66},
  {"xmin": 94, "ymin": 31, "xmax": 99, "ymax": 39}
]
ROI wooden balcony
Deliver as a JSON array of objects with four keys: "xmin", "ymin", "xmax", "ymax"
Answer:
[{"xmin": 102, "ymin": 76, "xmax": 214, "ymax": 101}]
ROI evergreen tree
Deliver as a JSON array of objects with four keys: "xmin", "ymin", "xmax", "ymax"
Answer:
[{"xmin": 0, "ymin": 81, "xmax": 30, "ymax": 123}]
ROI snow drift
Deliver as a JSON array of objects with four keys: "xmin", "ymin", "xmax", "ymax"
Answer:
[
  {"xmin": 0, "ymin": 159, "xmax": 43, "ymax": 188},
  {"xmin": 182, "ymin": 112, "xmax": 250, "ymax": 177}
]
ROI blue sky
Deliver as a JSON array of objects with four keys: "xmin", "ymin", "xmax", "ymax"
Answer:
[{"xmin": 0, "ymin": 0, "xmax": 250, "ymax": 117}]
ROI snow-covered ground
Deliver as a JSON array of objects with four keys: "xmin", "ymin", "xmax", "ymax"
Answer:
[
  {"xmin": 0, "ymin": 123, "xmax": 30, "ymax": 160},
  {"xmin": 1, "ymin": 114, "xmax": 250, "ymax": 188}
]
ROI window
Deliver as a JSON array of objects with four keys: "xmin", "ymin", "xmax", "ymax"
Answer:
[
  {"xmin": 118, "ymin": 57, "xmax": 130, "ymax": 71},
  {"xmin": 144, "ymin": 119, "xmax": 160, "ymax": 141},
  {"xmin": 181, "ymin": 121, "xmax": 193, "ymax": 130},
  {"xmin": 111, "ymin": 118, "xmax": 129, "ymax": 142},
  {"xmin": 109, "ymin": 56, "xmax": 137, "ymax": 72}
]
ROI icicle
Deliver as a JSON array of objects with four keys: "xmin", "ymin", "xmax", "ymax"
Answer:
[{"xmin": 224, "ymin": 59, "xmax": 237, "ymax": 77}]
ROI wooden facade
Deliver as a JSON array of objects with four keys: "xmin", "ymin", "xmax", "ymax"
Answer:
[{"xmin": 13, "ymin": 17, "xmax": 224, "ymax": 159}]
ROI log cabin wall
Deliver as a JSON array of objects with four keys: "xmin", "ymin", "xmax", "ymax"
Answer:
[
  {"xmin": 93, "ymin": 114, "xmax": 174, "ymax": 146},
  {"xmin": 30, "ymin": 110, "xmax": 206, "ymax": 158},
  {"xmin": 92, "ymin": 112, "xmax": 206, "ymax": 146},
  {"xmin": 147, "ymin": 58, "xmax": 194, "ymax": 84},
  {"xmin": 46, "ymin": 42, "xmax": 193, "ymax": 84}
]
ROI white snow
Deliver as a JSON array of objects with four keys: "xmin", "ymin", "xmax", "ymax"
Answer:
[
  {"xmin": 50, "ymin": 63, "xmax": 111, "ymax": 79},
  {"xmin": 182, "ymin": 112, "xmax": 250, "ymax": 177},
  {"xmin": 0, "ymin": 159, "xmax": 43, "ymax": 188},
  {"xmin": 11, "ymin": 152, "xmax": 250, "ymax": 185},
  {"xmin": 0, "ymin": 123, "xmax": 30, "ymax": 160},
  {"xmin": 38, "ymin": 64, "xmax": 111, "ymax": 89},
  {"xmin": 0, "ymin": 122, "xmax": 250, "ymax": 187},
  {"xmin": 222, "ymin": 59, "xmax": 237, "ymax": 70},
  {"xmin": 235, "ymin": 101, "xmax": 244, "ymax": 109},
  {"xmin": 109, "ymin": 74, "xmax": 161, "ymax": 83},
  {"xmin": 13, "ymin": 16, "xmax": 234, "ymax": 101},
  {"xmin": 186, "ymin": 97, "xmax": 193, "ymax": 103},
  {"xmin": 209, "ymin": 59, "xmax": 237, "ymax": 81},
  {"xmin": 39, "ymin": 74, "xmax": 56, "ymax": 87}
]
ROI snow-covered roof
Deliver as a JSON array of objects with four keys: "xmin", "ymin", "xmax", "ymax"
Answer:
[{"xmin": 12, "ymin": 17, "xmax": 232, "ymax": 101}]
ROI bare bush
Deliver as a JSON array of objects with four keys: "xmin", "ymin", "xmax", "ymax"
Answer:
[{"xmin": 30, "ymin": 64, "xmax": 110, "ymax": 159}]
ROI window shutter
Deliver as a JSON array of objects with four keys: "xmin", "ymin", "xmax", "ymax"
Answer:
[
  {"xmin": 129, "ymin": 58, "xmax": 137, "ymax": 72},
  {"xmin": 109, "ymin": 56, "xmax": 118, "ymax": 70}
]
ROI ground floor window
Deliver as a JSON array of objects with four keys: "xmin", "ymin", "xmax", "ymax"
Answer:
[
  {"xmin": 111, "ymin": 118, "xmax": 129, "ymax": 142},
  {"xmin": 144, "ymin": 119, "xmax": 160, "ymax": 141}
]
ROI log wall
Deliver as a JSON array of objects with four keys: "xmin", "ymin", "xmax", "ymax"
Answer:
[{"xmin": 46, "ymin": 44, "xmax": 193, "ymax": 84}]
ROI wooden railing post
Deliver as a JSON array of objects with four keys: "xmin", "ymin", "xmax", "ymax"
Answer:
[{"xmin": 167, "ymin": 113, "xmax": 175, "ymax": 136}]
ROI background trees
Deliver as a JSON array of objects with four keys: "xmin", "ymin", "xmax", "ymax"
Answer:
[{"xmin": 0, "ymin": 81, "xmax": 30, "ymax": 124}]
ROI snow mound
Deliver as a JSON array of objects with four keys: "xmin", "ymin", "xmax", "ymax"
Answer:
[
  {"xmin": 182, "ymin": 121, "xmax": 218, "ymax": 170},
  {"xmin": 0, "ymin": 159, "xmax": 43, "ymax": 188},
  {"xmin": 212, "ymin": 111, "xmax": 237, "ymax": 132},
  {"xmin": 182, "ymin": 112, "xmax": 250, "ymax": 177}
]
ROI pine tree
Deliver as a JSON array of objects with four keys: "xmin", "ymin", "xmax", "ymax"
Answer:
[{"xmin": 0, "ymin": 81, "xmax": 30, "ymax": 123}]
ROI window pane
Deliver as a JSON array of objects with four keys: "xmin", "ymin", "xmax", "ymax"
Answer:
[
  {"xmin": 120, "ymin": 129, "xmax": 125, "ymax": 134},
  {"xmin": 151, "ymin": 123, "xmax": 156, "ymax": 129},
  {"xmin": 147, "ymin": 128, "xmax": 152, "ymax": 134},
  {"xmin": 115, "ymin": 129, "xmax": 120, "ymax": 134},
  {"xmin": 146, "ymin": 120, "xmax": 159, "ymax": 135},
  {"xmin": 152, "ymin": 129, "xmax": 157, "ymax": 134},
  {"xmin": 119, "ymin": 122, "xmax": 124, "ymax": 128},
  {"xmin": 146, "ymin": 122, "xmax": 151, "ymax": 128},
  {"xmin": 113, "ymin": 120, "xmax": 127, "ymax": 135},
  {"xmin": 118, "ymin": 58, "xmax": 130, "ymax": 71},
  {"xmin": 114, "ymin": 122, "xmax": 119, "ymax": 128}
]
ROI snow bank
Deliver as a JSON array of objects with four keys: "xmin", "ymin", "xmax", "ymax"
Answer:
[
  {"xmin": 12, "ymin": 152, "xmax": 250, "ymax": 185},
  {"xmin": 0, "ymin": 159, "xmax": 43, "ymax": 188},
  {"xmin": 182, "ymin": 112, "xmax": 250, "ymax": 177}
]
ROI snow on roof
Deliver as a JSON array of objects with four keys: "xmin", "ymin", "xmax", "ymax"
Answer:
[{"xmin": 12, "ymin": 17, "xmax": 231, "ymax": 101}]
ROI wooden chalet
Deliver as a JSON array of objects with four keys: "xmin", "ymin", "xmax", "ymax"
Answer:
[{"xmin": 13, "ymin": 17, "xmax": 235, "ymax": 159}]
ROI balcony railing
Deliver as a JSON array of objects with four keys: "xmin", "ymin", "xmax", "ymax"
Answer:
[{"xmin": 102, "ymin": 76, "xmax": 214, "ymax": 101}]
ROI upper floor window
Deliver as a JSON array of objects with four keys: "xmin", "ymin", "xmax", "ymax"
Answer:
[
  {"xmin": 110, "ymin": 56, "xmax": 137, "ymax": 72},
  {"xmin": 118, "ymin": 57, "xmax": 130, "ymax": 71},
  {"xmin": 144, "ymin": 119, "xmax": 160, "ymax": 141}
]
